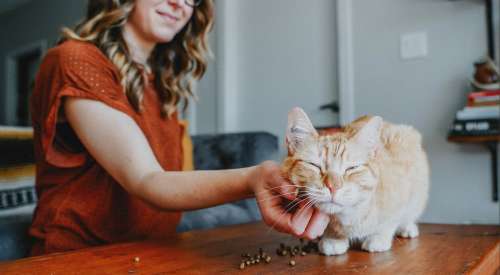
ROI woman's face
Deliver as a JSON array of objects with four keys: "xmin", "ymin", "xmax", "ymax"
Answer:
[{"xmin": 128, "ymin": 0, "xmax": 194, "ymax": 43}]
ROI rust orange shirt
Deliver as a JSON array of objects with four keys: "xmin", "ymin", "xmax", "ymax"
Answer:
[{"xmin": 29, "ymin": 40, "xmax": 183, "ymax": 255}]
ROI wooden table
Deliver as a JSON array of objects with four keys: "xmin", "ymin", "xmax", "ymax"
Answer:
[{"xmin": 0, "ymin": 222, "xmax": 499, "ymax": 274}]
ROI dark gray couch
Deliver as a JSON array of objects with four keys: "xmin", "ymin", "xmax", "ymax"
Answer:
[{"xmin": 0, "ymin": 131, "xmax": 278, "ymax": 261}]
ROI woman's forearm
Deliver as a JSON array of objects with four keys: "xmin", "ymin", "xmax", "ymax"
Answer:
[{"xmin": 134, "ymin": 167, "xmax": 258, "ymax": 211}]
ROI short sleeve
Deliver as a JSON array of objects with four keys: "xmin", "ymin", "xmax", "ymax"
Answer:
[{"xmin": 32, "ymin": 41, "xmax": 134, "ymax": 168}]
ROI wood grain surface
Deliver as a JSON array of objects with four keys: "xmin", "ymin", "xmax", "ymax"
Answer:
[{"xmin": 0, "ymin": 222, "xmax": 498, "ymax": 275}]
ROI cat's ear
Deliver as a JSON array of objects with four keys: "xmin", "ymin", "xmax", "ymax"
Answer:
[
  {"xmin": 351, "ymin": 116, "xmax": 382, "ymax": 152},
  {"xmin": 286, "ymin": 107, "xmax": 318, "ymax": 155}
]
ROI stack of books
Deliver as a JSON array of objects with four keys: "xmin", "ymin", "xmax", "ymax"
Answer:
[{"xmin": 450, "ymin": 90, "xmax": 500, "ymax": 136}]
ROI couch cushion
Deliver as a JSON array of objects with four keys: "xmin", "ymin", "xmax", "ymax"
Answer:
[
  {"xmin": 192, "ymin": 132, "xmax": 279, "ymax": 170},
  {"xmin": 178, "ymin": 132, "xmax": 278, "ymax": 232}
]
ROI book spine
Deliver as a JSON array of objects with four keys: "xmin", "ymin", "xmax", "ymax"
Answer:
[
  {"xmin": 468, "ymin": 90, "xmax": 500, "ymax": 98},
  {"xmin": 449, "ymin": 129, "xmax": 500, "ymax": 136},
  {"xmin": 467, "ymin": 95, "xmax": 500, "ymax": 104},
  {"xmin": 451, "ymin": 119, "xmax": 499, "ymax": 132},
  {"xmin": 456, "ymin": 106, "xmax": 500, "ymax": 120},
  {"xmin": 466, "ymin": 100, "xmax": 500, "ymax": 107}
]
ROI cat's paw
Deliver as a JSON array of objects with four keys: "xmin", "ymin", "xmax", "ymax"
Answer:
[
  {"xmin": 361, "ymin": 236, "xmax": 392, "ymax": 253},
  {"xmin": 319, "ymin": 238, "xmax": 349, "ymax": 256},
  {"xmin": 396, "ymin": 223, "xmax": 419, "ymax": 238}
]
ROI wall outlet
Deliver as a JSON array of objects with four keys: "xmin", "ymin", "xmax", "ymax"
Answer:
[{"xmin": 400, "ymin": 32, "xmax": 428, "ymax": 60}]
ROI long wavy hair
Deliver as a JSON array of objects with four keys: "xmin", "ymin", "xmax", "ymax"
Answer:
[{"xmin": 60, "ymin": 0, "xmax": 214, "ymax": 117}]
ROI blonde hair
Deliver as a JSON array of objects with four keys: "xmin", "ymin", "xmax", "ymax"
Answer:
[{"xmin": 61, "ymin": 0, "xmax": 214, "ymax": 117}]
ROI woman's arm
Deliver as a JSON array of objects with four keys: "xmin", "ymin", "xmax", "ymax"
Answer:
[{"xmin": 64, "ymin": 97, "xmax": 329, "ymax": 238}]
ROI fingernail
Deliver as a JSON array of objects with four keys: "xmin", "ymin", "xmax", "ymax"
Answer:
[{"xmin": 293, "ymin": 226, "xmax": 305, "ymax": 236}]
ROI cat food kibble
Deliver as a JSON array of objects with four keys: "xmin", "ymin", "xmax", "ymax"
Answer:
[
  {"xmin": 238, "ymin": 248, "xmax": 271, "ymax": 269},
  {"xmin": 133, "ymin": 257, "xmax": 140, "ymax": 263},
  {"xmin": 237, "ymin": 241, "xmax": 321, "ymax": 270}
]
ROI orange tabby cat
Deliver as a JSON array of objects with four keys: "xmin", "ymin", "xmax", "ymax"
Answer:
[{"xmin": 282, "ymin": 107, "xmax": 429, "ymax": 254}]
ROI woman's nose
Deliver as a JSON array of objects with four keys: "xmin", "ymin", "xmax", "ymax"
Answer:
[{"xmin": 167, "ymin": 0, "xmax": 181, "ymax": 9}]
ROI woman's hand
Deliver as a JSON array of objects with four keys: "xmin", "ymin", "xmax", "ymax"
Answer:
[{"xmin": 249, "ymin": 161, "xmax": 330, "ymax": 239}]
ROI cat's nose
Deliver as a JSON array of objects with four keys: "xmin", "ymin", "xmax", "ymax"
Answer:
[{"xmin": 324, "ymin": 176, "xmax": 335, "ymax": 195}]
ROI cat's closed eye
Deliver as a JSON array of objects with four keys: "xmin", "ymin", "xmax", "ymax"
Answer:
[
  {"xmin": 302, "ymin": 161, "xmax": 322, "ymax": 171},
  {"xmin": 345, "ymin": 165, "xmax": 361, "ymax": 172}
]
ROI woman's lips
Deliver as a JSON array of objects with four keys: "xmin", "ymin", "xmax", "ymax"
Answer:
[{"xmin": 157, "ymin": 11, "xmax": 179, "ymax": 23}]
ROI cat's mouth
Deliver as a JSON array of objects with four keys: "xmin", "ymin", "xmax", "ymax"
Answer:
[
  {"xmin": 306, "ymin": 193, "xmax": 344, "ymax": 214},
  {"xmin": 298, "ymin": 185, "xmax": 346, "ymax": 214}
]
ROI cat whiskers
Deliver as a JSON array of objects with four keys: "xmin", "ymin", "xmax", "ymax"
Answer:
[
  {"xmin": 254, "ymin": 184, "xmax": 300, "ymax": 196},
  {"xmin": 264, "ymin": 196, "xmax": 310, "ymax": 235},
  {"xmin": 264, "ymin": 192, "xmax": 322, "ymax": 237},
  {"xmin": 279, "ymin": 197, "xmax": 321, "ymax": 244},
  {"xmin": 255, "ymin": 191, "xmax": 301, "ymax": 204}
]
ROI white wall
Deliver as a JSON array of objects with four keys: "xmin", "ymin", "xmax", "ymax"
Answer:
[
  {"xmin": 0, "ymin": 0, "xmax": 86, "ymax": 124},
  {"xmin": 213, "ymin": 0, "xmax": 498, "ymax": 224},
  {"xmin": 192, "ymin": 30, "xmax": 218, "ymax": 135},
  {"xmin": 352, "ymin": 0, "xmax": 498, "ymax": 224},
  {"xmin": 214, "ymin": 0, "xmax": 339, "ymax": 147}
]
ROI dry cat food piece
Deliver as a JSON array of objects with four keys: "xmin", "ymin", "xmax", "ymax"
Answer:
[
  {"xmin": 133, "ymin": 257, "xmax": 140, "ymax": 263},
  {"xmin": 238, "ymin": 248, "xmax": 271, "ymax": 269},
  {"xmin": 272, "ymin": 239, "xmax": 322, "ymax": 267},
  {"xmin": 265, "ymin": 256, "xmax": 272, "ymax": 263}
]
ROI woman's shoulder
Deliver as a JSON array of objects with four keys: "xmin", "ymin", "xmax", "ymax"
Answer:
[
  {"xmin": 49, "ymin": 40, "xmax": 103, "ymax": 58},
  {"xmin": 44, "ymin": 40, "xmax": 113, "ymax": 70}
]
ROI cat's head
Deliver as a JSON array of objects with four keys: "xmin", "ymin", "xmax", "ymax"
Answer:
[{"xmin": 283, "ymin": 107, "xmax": 383, "ymax": 215}]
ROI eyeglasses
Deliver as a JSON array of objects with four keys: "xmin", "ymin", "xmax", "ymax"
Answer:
[{"xmin": 185, "ymin": 0, "xmax": 202, "ymax": 7}]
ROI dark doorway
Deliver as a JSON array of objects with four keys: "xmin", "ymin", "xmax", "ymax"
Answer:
[{"xmin": 14, "ymin": 48, "xmax": 41, "ymax": 126}]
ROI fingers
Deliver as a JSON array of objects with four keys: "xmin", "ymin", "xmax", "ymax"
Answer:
[
  {"xmin": 301, "ymin": 209, "xmax": 330, "ymax": 240},
  {"xmin": 269, "ymin": 166, "xmax": 296, "ymax": 200},
  {"xmin": 262, "ymin": 204, "xmax": 294, "ymax": 234},
  {"xmin": 290, "ymin": 201, "xmax": 314, "ymax": 235},
  {"xmin": 257, "ymin": 161, "xmax": 324, "ymax": 236},
  {"xmin": 260, "ymin": 195, "xmax": 330, "ymax": 239},
  {"xmin": 258, "ymin": 187, "xmax": 294, "ymax": 234},
  {"xmin": 277, "ymin": 175, "xmax": 296, "ymax": 200}
]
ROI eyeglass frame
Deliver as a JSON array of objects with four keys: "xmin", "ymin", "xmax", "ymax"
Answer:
[{"xmin": 184, "ymin": 0, "xmax": 202, "ymax": 8}]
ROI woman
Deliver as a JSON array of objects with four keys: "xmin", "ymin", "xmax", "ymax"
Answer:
[{"xmin": 29, "ymin": 0, "xmax": 329, "ymax": 255}]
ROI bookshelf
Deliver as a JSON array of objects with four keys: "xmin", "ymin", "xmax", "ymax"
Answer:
[{"xmin": 447, "ymin": 134, "xmax": 500, "ymax": 202}]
